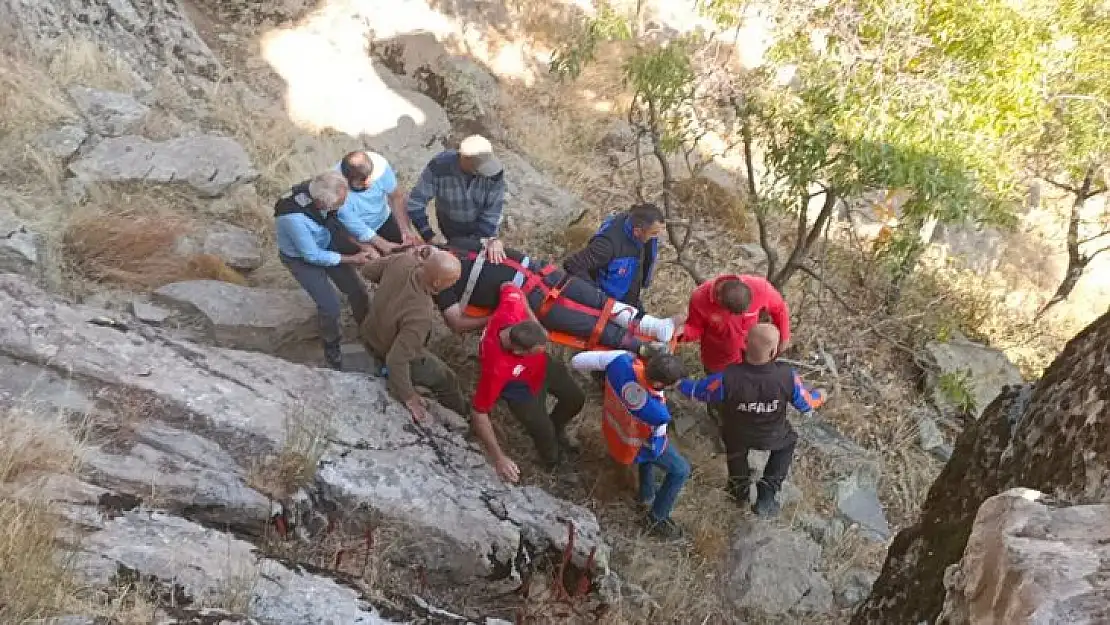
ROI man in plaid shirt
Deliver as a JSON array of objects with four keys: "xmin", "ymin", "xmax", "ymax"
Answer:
[{"xmin": 405, "ymin": 134, "xmax": 508, "ymax": 263}]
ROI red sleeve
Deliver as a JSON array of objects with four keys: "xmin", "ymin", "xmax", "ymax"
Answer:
[
  {"xmin": 680, "ymin": 283, "xmax": 709, "ymax": 343},
  {"xmin": 471, "ymin": 370, "xmax": 501, "ymax": 414},
  {"xmin": 746, "ymin": 276, "xmax": 791, "ymax": 345}
]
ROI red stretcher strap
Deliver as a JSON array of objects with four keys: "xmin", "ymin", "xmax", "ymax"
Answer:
[{"xmin": 587, "ymin": 298, "xmax": 615, "ymax": 350}]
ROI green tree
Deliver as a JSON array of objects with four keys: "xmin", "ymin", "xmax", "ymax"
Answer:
[{"xmin": 1027, "ymin": 2, "xmax": 1110, "ymax": 316}]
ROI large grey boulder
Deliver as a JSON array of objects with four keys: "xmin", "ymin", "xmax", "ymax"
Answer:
[
  {"xmin": 725, "ymin": 520, "xmax": 834, "ymax": 616},
  {"xmin": 835, "ymin": 474, "xmax": 891, "ymax": 542},
  {"xmin": 937, "ymin": 489, "xmax": 1110, "ymax": 624},
  {"xmin": 73, "ymin": 511, "xmax": 402, "ymax": 624},
  {"xmin": 370, "ymin": 30, "xmax": 503, "ymax": 140},
  {"xmin": 175, "ymin": 222, "xmax": 264, "ymax": 271},
  {"xmin": 0, "ymin": 208, "xmax": 44, "ymax": 279},
  {"xmin": 34, "ymin": 125, "xmax": 89, "ymax": 160},
  {"xmin": 69, "ymin": 134, "xmax": 258, "ymax": 197},
  {"xmin": 153, "ymin": 280, "xmax": 317, "ymax": 352},
  {"xmin": 0, "ymin": 275, "xmax": 609, "ymax": 588},
  {"xmin": 922, "ymin": 337, "xmax": 1023, "ymax": 419},
  {"xmin": 67, "ymin": 85, "xmax": 150, "ymax": 137},
  {"xmin": 2, "ymin": 0, "xmax": 222, "ymax": 88}
]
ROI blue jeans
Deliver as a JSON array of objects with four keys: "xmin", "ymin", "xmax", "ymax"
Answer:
[{"xmin": 638, "ymin": 443, "xmax": 691, "ymax": 522}]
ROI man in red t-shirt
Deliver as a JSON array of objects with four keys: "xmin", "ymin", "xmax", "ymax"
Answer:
[
  {"xmin": 680, "ymin": 274, "xmax": 791, "ymax": 373},
  {"xmin": 471, "ymin": 283, "xmax": 586, "ymax": 483}
]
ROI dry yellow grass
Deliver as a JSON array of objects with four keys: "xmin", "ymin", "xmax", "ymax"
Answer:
[
  {"xmin": 62, "ymin": 188, "xmax": 249, "ymax": 290},
  {"xmin": 248, "ymin": 400, "xmax": 334, "ymax": 499},
  {"xmin": 0, "ymin": 407, "xmax": 85, "ymax": 623}
]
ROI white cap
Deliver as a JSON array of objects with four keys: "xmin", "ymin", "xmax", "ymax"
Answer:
[{"xmin": 459, "ymin": 135, "xmax": 503, "ymax": 177}]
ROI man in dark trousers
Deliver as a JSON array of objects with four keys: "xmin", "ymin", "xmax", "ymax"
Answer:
[
  {"xmin": 274, "ymin": 170, "xmax": 375, "ymax": 370},
  {"xmin": 563, "ymin": 203, "xmax": 666, "ymax": 309},
  {"xmin": 469, "ymin": 282, "xmax": 585, "ymax": 482},
  {"xmin": 677, "ymin": 323, "xmax": 826, "ymax": 517}
]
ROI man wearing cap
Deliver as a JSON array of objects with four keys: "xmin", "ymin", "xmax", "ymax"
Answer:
[{"xmin": 406, "ymin": 135, "xmax": 507, "ymax": 263}]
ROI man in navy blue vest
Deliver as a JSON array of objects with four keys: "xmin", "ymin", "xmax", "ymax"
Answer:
[{"xmin": 563, "ymin": 203, "xmax": 665, "ymax": 310}]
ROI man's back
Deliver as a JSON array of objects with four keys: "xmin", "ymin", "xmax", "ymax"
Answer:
[
  {"xmin": 719, "ymin": 361, "xmax": 796, "ymax": 449},
  {"xmin": 434, "ymin": 240, "xmax": 528, "ymax": 312},
  {"xmin": 361, "ymin": 254, "xmax": 434, "ymax": 358}
]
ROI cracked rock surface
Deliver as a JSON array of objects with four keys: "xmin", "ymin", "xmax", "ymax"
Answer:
[
  {"xmin": 0, "ymin": 275, "xmax": 609, "ymax": 593},
  {"xmin": 69, "ymin": 134, "xmax": 259, "ymax": 197}
]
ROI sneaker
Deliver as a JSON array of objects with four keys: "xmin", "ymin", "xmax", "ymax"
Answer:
[
  {"xmin": 643, "ymin": 514, "xmax": 686, "ymax": 541},
  {"xmin": 752, "ymin": 485, "xmax": 782, "ymax": 518},
  {"xmin": 323, "ymin": 343, "xmax": 343, "ymax": 371}
]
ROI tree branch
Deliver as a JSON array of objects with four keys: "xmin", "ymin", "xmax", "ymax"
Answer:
[
  {"xmin": 1041, "ymin": 176, "xmax": 1082, "ymax": 196},
  {"xmin": 794, "ymin": 264, "xmax": 920, "ymax": 359},
  {"xmin": 1078, "ymin": 229, "xmax": 1110, "ymax": 245},
  {"xmin": 1088, "ymin": 244, "xmax": 1110, "ymax": 261}
]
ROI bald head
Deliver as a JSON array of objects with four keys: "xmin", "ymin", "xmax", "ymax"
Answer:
[
  {"xmin": 421, "ymin": 249, "xmax": 462, "ymax": 293},
  {"xmin": 340, "ymin": 151, "xmax": 373, "ymax": 188},
  {"xmin": 745, "ymin": 323, "xmax": 780, "ymax": 365}
]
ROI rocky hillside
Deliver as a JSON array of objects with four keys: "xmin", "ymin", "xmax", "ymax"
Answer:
[
  {"xmin": 855, "ymin": 309, "xmax": 1110, "ymax": 624},
  {"xmin": 1, "ymin": 0, "xmax": 1108, "ymax": 623}
]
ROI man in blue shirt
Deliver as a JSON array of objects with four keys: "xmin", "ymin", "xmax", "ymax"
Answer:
[
  {"xmin": 406, "ymin": 135, "xmax": 507, "ymax": 263},
  {"xmin": 337, "ymin": 151, "xmax": 415, "ymax": 251},
  {"xmin": 570, "ymin": 350, "xmax": 690, "ymax": 540},
  {"xmin": 677, "ymin": 323, "xmax": 827, "ymax": 518},
  {"xmin": 563, "ymin": 203, "xmax": 665, "ymax": 309},
  {"xmin": 275, "ymin": 170, "xmax": 375, "ymax": 370}
]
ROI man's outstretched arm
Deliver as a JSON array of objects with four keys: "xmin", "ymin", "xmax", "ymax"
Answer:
[{"xmin": 676, "ymin": 374, "xmax": 726, "ymax": 403}]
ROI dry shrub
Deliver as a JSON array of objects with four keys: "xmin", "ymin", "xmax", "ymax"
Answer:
[
  {"xmin": 187, "ymin": 254, "xmax": 249, "ymax": 286},
  {"xmin": 248, "ymin": 401, "xmax": 333, "ymax": 499},
  {"xmin": 0, "ymin": 407, "xmax": 85, "ymax": 623},
  {"xmin": 0, "ymin": 55, "xmax": 75, "ymax": 137},
  {"xmin": 45, "ymin": 37, "xmax": 135, "ymax": 91},
  {"xmin": 63, "ymin": 198, "xmax": 247, "ymax": 290},
  {"xmin": 673, "ymin": 175, "xmax": 749, "ymax": 234}
]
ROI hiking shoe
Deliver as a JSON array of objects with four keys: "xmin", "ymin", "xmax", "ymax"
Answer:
[
  {"xmin": 644, "ymin": 515, "xmax": 686, "ymax": 541},
  {"xmin": 324, "ymin": 343, "xmax": 343, "ymax": 371},
  {"xmin": 752, "ymin": 488, "xmax": 782, "ymax": 518}
]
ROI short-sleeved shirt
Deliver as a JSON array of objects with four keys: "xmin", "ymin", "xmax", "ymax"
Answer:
[
  {"xmin": 433, "ymin": 239, "xmax": 522, "ymax": 312},
  {"xmin": 335, "ymin": 152, "xmax": 398, "ymax": 232},
  {"xmin": 472, "ymin": 284, "xmax": 547, "ymax": 413}
]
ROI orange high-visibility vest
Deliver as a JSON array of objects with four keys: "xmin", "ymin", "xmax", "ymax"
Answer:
[{"xmin": 601, "ymin": 360, "xmax": 666, "ymax": 465}]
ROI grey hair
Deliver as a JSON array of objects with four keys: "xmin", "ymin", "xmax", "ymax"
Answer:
[{"xmin": 308, "ymin": 170, "xmax": 348, "ymax": 209}]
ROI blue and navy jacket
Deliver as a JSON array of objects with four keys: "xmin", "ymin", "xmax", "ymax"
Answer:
[
  {"xmin": 602, "ymin": 352, "xmax": 672, "ymax": 463},
  {"xmin": 563, "ymin": 213, "xmax": 658, "ymax": 307}
]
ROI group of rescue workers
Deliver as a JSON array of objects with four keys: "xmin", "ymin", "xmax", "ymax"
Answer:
[{"xmin": 273, "ymin": 135, "xmax": 827, "ymax": 540}]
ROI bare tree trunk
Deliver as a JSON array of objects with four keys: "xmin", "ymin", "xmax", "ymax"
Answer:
[
  {"xmin": 741, "ymin": 119, "xmax": 778, "ymax": 281},
  {"xmin": 1037, "ymin": 164, "xmax": 1102, "ymax": 318},
  {"xmin": 644, "ymin": 96, "xmax": 707, "ymax": 285},
  {"xmin": 770, "ymin": 191, "xmax": 838, "ymax": 290}
]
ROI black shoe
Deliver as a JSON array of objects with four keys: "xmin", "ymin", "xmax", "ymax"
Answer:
[
  {"xmin": 752, "ymin": 484, "xmax": 781, "ymax": 518},
  {"xmin": 324, "ymin": 342, "xmax": 343, "ymax": 371},
  {"xmin": 644, "ymin": 515, "xmax": 686, "ymax": 541}
]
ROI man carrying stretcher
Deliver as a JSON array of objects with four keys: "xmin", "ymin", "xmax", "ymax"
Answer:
[{"xmin": 417, "ymin": 238, "xmax": 682, "ymax": 355}]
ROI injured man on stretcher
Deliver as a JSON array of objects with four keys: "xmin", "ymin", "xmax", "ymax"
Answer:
[{"xmin": 408, "ymin": 238, "xmax": 682, "ymax": 353}]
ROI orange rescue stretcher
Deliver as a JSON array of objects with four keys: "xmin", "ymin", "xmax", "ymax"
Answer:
[{"xmin": 456, "ymin": 252, "xmax": 678, "ymax": 353}]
